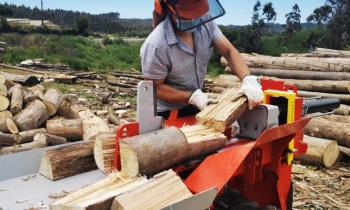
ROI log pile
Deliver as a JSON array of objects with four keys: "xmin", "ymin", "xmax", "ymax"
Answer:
[{"xmin": 19, "ymin": 59, "xmax": 71, "ymax": 71}]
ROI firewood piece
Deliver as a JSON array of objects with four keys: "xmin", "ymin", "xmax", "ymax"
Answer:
[
  {"xmin": 314, "ymin": 48, "xmax": 350, "ymax": 58},
  {"xmin": 34, "ymin": 133, "xmax": 67, "ymax": 146},
  {"xmin": 96, "ymin": 110, "xmax": 108, "ymax": 116},
  {"xmin": 0, "ymin": 84, "xmax": 7, "ymax": 96},
  {"xmin": 297, "ymin": 135, "xmax": 339, "ymax": 168},
  {"xmin": 0, "ymin": 117, "xmax": 18, "ymax": 134},
  {"xmin": 46, "ymin": 119, "xmax": 83, "ymax": 141},
  {"xmin": 50, "ymin": 174, "xmax": 147, "ymax": 210},
  {"xmin": 321, "ymin": 115, "xmax": 350, "ymax": 123},
  {"xmin": 94, "ymin": 133, "xmax": 116, "ymax": 174},
  {"xmin": 17, "ymin": 128, "xmax": 47, "ymax": 144},
  {"xmin": 43, "ymin": 88, "xmax": 63, "ymax": 116},
  {"xmin": 57, "ymin": 101, "xmax": 85, "ymax": 119},
  {"xmin": 23, "ymin": 89, "xmax": 44, "ymax": 104},
  {"xmin": 83, "ymin": 116, "xmax": 109, "ymax": 141},
  {"xmin": 0, "ymin": 133, "xmax": 20, "ymax": 148},
  {"xmin": 10, "ymin": 84, "xmax": 23, "ymax": 115},
  {"xmin": 335, "ymin": 104, "xmax": 350, "ymax": 116},
  {"xmin": 108, "ymin": 107, "xmax": 121, "ymax": 126},
  {"xmin": 339, "ymin": 146, "xmax": 350, "ymax": 157},
  {"xmin": 1, "ymin": 72, "xmax": 40, "ymax": 86},
  {"xmin": 112, "ymin": 71, "xmax": 144, "ymax": 80},
  {"xmin": 213, "ymin": 74, "xmax": 241, "ymax": 89},
  {"xmin": 305, "ymin": 117, "xmax": 350, "ymax": 147},
  {"xmin": 107, "ymin": 79, "xmax": 136, "ymax": 88},
  {"xmin": 298, "ymin": 91, "xmax": 350, "ymax": 105},
  {"xmin": 0, "ymin": 137, "xmax": 47, "ymax": 155},
  {"xmin": 51, "ymin": 74, "xmax": 77, "ymax": 84},
  {"xmin": 0, "ymin": 74, "xmax": 5, "ymax": 84},
  {"xmin": 14, "ymin": 100, "xmax": 49, "ymax": 131},
  {"xmin": 39, "ymin": 141, "xmax": 97, "ymax": 180},
  {"xmin": 197, "ymin": 90, "xmax": 248, "ymax": 132},
  {"xmin": 111, "ymin": 170, "xmax": 193, "ymax": 210},
  {"xmin": 0, "ymin": 95, "xmax": 10, "ymax": 111},
  {"xmin": 0, "ymin": 110, "xmax": 12, "ymax": 119}
]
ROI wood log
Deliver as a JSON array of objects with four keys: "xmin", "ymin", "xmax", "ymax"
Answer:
[
  {"xmin": 297, "ymin": 91, "xmax": 350, "ymax": 104},
  {"xmin": 10, "ymin": 84, "xmax": 23, "ymax": 115},
  {"xmin": 23, "ymin": 89, "xmax": 44, "ymax": 104},
  {"xmin": 94, "ymin": 133, "xmax": 116, "ymax": 174},
  {"xmin": 57, "ymin": 101, "xmax": 86, "ymax": 119},
  {"xmin": 321, "ymin": 115, "xmax": 350, "ymax": 123},
  {"xmin": 50, "ymin": 174, "xmax": 147, "ymax": 210},
  {"xmin": 335, "ymin": 104, "xmax": 350, "ymax": 116},
  {"xmin": 314, "ymin": 48, "xmax": 350, "ymax": 58},
  {"xmin": 83, "ymin": 116, "xmax": 109, "ymax": 141},
  {"xmin": 197, "ymin": 89, "xmax": 248, "ymax": 132},
  {"xmin": 39, "ymin": 141, "xmax": 97, "ymax": 180},
  {"xmin": 17, "ymin": 128, "xmax": 47, "ymax": 144},
  {"xmin": 0, "ymin": 95, "xmax": 10, "ymax": 111},
  {"xmin": 46, "ymin": 119, "xmax": 84, "ymax": 141},
  {"xmin": 0, "ymin": 110, "xmax": 12, "ymax": 119},
  {"xmin": 0, "ymin": 137, "xmax": 47, "ymax": 155},
  {"xmin": 111, "ymin": 170, "xmax": 192, "ymax": 210},
  {"xmin": 305, "ymin": 117, "xmax": 350, "ymax": 147},
  {"xmin": 43, "ymin": 88, "xmax": 63, "ymax": 116},
  {"xmin": 14, "ymin": 100, "xmax": 50, "ymax": 131},
  {"xmin": 34, "ymin": 133, "xmax": 67, "ymax": 146},
  {"xmin": 213, "ymin": 74, "xmax": 241, "ymax": 89},
  {"xmin": 0, "ymin": 117, "xmax": 18, "ymax": 134},
  {"xmin": 0, "ymin": 84, "xmax": 7, "ymax": 96},
  {"xmin": 297, "ymin": 135, "xmax": 339, "ymax": 168},
  {"xmin": 108, "ymin": 107, "xmax": 121, "ymax": 126},
  {"xmin": 1, "ymin": 72, "xmax": 40, "ymax": 86},
  {"xmin": 339, "ymin": 146, "xmax": 350, "ymax": 157},
  {"xmin": 0, "ymin": 133, "xmax": 19, "ymax": 148},
  {"xmin": 0, "ymin": 74, "xmax": 5, "ymax": 84}
]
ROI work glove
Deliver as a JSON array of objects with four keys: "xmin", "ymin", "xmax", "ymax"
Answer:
[
  {"xmin": 238, "ymin": 75, "xmax": 264, "ymax": 110},
  {"xmin": 188, "ymin": 89, "xmax": 216, "ymax": 111}
]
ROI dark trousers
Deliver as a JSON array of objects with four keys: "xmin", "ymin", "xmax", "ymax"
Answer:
[{"xmin": 157, "ymin": 105, "xmax": 200, "ymax": 120}]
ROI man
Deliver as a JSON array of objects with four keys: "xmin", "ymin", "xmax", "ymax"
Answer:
[{"xmin": 141, "ymin": 0, "xmax": 263, "ymax": 119}]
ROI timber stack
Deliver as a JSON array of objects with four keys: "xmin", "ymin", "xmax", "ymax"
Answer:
[{"xmin": 218, "ymin": 48, "xmax": 350, "ymax": 167}]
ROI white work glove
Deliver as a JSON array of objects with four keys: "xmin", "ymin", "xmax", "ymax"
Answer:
[
  {"xmin": 238, "ymin": 75, "xmax": 264, "ymax": 110},
  {"xmin": 188, "ymin": 89, "xmax": 212, "ymax": 111}
]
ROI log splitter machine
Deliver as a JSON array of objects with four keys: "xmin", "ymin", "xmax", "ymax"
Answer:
[{"xmin": 113, "ymin": 79, "xmax": 340, "ymax": 210}]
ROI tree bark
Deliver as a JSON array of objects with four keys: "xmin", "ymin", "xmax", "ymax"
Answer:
[
  {"xmin": 335, "ymin": 104, "xmax": 350, "ymax": 116},
  {"xmin": 0, "ymin": 133, "xmax": 20, "ymax": 148},
  {"xmin": 14, "ymin": 100, "xmax": 49, "ymax": 131},
  {"xmin": 10, "ymin": 84, "xmax": 24, "ymax": 115},
  {"xmin": 305, "ymin": 117, "xmax": 350, "ymax": 147},
  {"xmin": 0, "ymin": 137, "xmax": 47, "ymax": 155},
  {"xmin": 17, "ymin": 128, "xmax": 48, "ymax": 144},
  {"xmin": 297, "ymin": 135, "xmax": 339, "ymax": 168},
  {"xmin": 0, "ymin": 95, "xmax": 10, "ymax": 111},
  {"xmin": 46, "ymin": 119, "xmax": 84, "ymax": 141},
  {"xmin": 43, "ymin": 88, "xmax": 63, "ymax": 116},
  {"xmin": 93, "ymin": 133, "xmax": 116, "ymax": 174},
  {"xmin": 39, "ymin": 141, "xmax": 97, "ymax": 180},
  {"xmin": 34, "ymin": 133, "xmax": 67, "ymax": 146}
]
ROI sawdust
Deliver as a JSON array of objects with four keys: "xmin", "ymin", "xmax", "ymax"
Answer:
[{"xmin": 293, "ymin": 161, "xmax": 350, "ymax": 210}]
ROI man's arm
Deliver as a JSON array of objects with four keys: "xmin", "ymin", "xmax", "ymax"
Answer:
[
  {"xmin": 213, "ymin": 35, "xmax": 250, "ymax": 80},
  {"xmin": 146, "ymin": 78, "xmax": 191, "ymax": 103}
]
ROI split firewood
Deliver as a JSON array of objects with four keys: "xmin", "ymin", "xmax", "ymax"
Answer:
[
  {"xmin": 0, "ymin": 133, "xmax": 20, "ymax": 148},
  {"xmin": 43, "ymin": 88, "xmax": 63, "ymax": 116},
  {"xmin": 0, "ymin": 137, "xmax": 47, "ymax": 155},
  {"xmin": 0, "ymin": 95, "xmax": 10, "ymax": 111},
  {"xmin": 305, "ymin": 117, "xmax": 350, "ymax": 147},
  {"xmin": 197, "ymin": 89, "xmax": 248, "ymax": 132},
  {"xmin": 10, "ymin": 84, "xmax": 24, "ymax": 115},
  {"xmin": 0, "ymin": 84, "xmax": 7, "ymax": 96},
  {"xmin": 17, "ymin": 128, "xmax": 47, "ymax": 144},
  {"xmin": 50, "ymin": 173, "xmax": 147, "ymax": 210},
  {"xmin": 46, "ymin": 119, "xmax": 84, "ymax": 141},
  {"xmin": 14, "ymin": 100, "xmax": 49, "ymax": 131},
  {"xmin": 335, "ymin": 104, "xmax": 350, "ymax": 116},
  {"xmin": 120, "ymin": 126, "xmax": 227, "ymax": 178},
  {"xmin": 297, "ymin": 135, "xmax": 339, "ymax": 168},
  {"xmin": 82, "ymin": 116, "xmax": 109, "ymax": 141},
  {"xmin": 94, "ymin": 133, "xmax": 116, "ymax": 174},
  {"xmin": 39, "ymin": 141, "xmax": 97, "ymax": 180},
  {"xmin": 34, "ymin": 133, "xmax": 67, "ymax": 146},
  {"xmin": 0, "ymin": 117, "xmax": 18, "ymax": 134},
  {"xmin": 111, "ymin": 170, "xmax": 193, "ymax": 210}
]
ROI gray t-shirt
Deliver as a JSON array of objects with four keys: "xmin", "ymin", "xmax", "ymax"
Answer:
[{"xmin": 140, "ymin": 16, "xmax": 223, "ymax": 112}]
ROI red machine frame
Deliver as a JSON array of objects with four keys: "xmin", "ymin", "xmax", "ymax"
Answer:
[{"xmin": 113, "ymin": 79, "xmax": 310, "ymax": 210}]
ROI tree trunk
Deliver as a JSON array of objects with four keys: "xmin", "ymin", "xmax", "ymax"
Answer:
[
  {"xmin": 298, "ymin": 91, "xmax": 350, "ymax": 105},
  {"xmin": 34, "ymin": 133, "xmax": 67, "ymax": 146},
  {"xmin": 197, "ymin": 89, "xmax": 248, "ymax": 132},
  {"xmin": 297, "ymin": 135, "xmax": 339, "ymax": 168},
  {"xmin": 0, "ymin": 137, "xmax": 47, "ymax": 155},
  {"xmin": 94, "ymin": 133, "xmax": 116, "ymax": 174},
  {"xmin": 305, "ymin": 117, "xmax": 350, "ymax": 147},
  {"xmin": 82, "ymin": 116, "xmax": 110, "ymax": 141},
  {"xmin": 0, "ymin": 133, "xmax": 20, "ymax": 148},
  {"xmin": 39, "ymin": 141, "xmax": 97, "ymax": 180},
  {"xmin": 10, "ymin": 84, "xmax": 24, "ymax": 115},
  {"xmin": 111, "ymin": 170, "xmax": 192, "ymax": 210},
  {"xmin": 335, "ymin": 104, "xmax": 350, "ymax": 116},
  {"xmin": 46, "ymin": 119, "xmax": 84, "ymax": 141},
  {"xmin": 43, "ymin": 88, "xmax": 63, "ymax": 116},
  {"xmin": 17, "ymin": 128, "xmax": 47, "ymax": 144},
  {"xmin": 0, "ymin": 95, "xmax": 10, "ymax": 111},
  {"xmin": 14, "ymin": 100, "xmax": 49, "ymax": 131}
]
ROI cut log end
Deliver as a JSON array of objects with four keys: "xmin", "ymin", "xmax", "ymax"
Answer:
[
  {"xmin": 120, "ymin": 142, "xmax": 139, "ymax": 178},
  {"xmin": 39, "ymin": 156, "xmax": 53, "ymax": 180}
]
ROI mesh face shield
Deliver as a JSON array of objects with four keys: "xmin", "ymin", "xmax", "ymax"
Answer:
[{"xmin": 164, "ymin": 0, "xmax": 226, "ymax": 31}]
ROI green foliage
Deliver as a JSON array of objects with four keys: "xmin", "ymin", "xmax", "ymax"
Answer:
[
  {"xmin": 262, "ymin": 2, "xmax": 277, "ymax": 23},
  {"xmin": 0, "ymin": 33, "xmax": 141, "ymax": 73},
  {"xmin": 0, "ymin": 3, "xmax": 12, "ymax": 16},
  {"xmin": 327, "ymin": 0, "xmax": 350, "ymax": 49},
  {"xmin": 307, "ymin": 4, "xmax": 333, "ymax": 25},
  {"xmin": 0, "ymin": 16, "xmax": 11, "ymax": 32},
  {"xmin": 285, "ymin": 4, "xmax": 302, "ymax": 34},
  {"xmin": 76, "ymin": 16, "xmax": 89, "ymax": 34}
]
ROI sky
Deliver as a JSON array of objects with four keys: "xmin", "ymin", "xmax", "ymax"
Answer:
[{"xmin": 0, "ymin": 0, "xmax": 326, "ymax": 25}]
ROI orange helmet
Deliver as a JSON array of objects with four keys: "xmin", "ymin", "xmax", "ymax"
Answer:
[{"xmin": 154, "ymin": 0, "xmax": 209, "ymax": 19}]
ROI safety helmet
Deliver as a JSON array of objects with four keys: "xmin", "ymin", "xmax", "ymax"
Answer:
[{"xmin": 154, "ymin": 0, "xmax": 225, "ymax": 31}]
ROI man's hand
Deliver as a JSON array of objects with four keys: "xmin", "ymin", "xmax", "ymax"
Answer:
[
  {"xmin": 188, "ymin": 89, "xmax": 215, "ymax": 111},
  {"xmin": 238, "ymin": 75, "xmax": 263, "ymax": 110}
]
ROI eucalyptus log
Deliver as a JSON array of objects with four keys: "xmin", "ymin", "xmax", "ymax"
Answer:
[
  {"xmin": 82, "ymin": 116, "xmax": 109, "ymax": 141},
  {"xmin": 10, "ymin": 84, "xmax": 23, "ymax": 115},
  {"xmin": 305, "ymin": 117, "xmax": 350, "ymax": 147},
  {"xmin": 297, "ymin": 135, "xmax": 339, "ymax": 168},
  {"xmin": 321, "ymin": 115, "xmax": 350, "ymax": 123},
  {"xmin": 298, "ymin": 91, "xmax": 350, "ymax": 105},
  {"xmin": 197, "ymin": 89, "xmax": 248, "ymax": 132},
  {"xmin": 0, "ymin": 84, "xmax": 7, "ymax": 96},
  {"xmin": 339, "ymin": 146, "xmax": 350, "ymax": 157},
  {"xmin": 0, "ymin": 137, "xmax": 47, "ymax": 155},
  {"xmin": 17, "ymin": 128, "xmax": 47, "ymax": 144},
  {"xmin": 39, "ymin": 141, "xmax": 97, "ymax": 180},
  {"xmin": 94, "ymin": 133, "xmax": 116, "ymax": 174},
  {"xmin": 43, "ymin": 88, "xmax": 63, "ymax": 116},
  {"xmin": 335, "ymin": 104, "xmax": 350, "ymax": 116},
  {"xmin": 0, "ymin": 117, "xmax": 18, "ymax": 134},
  {"xmin": 0, "ymin": 133, "xmax": 20, "ymax": 148},
  {"xmin": 1, "ymin": 72, "xmax": 40, "ymax": 86},
  {"xmin": 313, "ymin": 48, "xmax": 350, "ymax": 58},
  {"xmin": 0, "ymin": 95, "xmax": 9, "ymax": 111},
  {"xmin": 0, "ymin": 110, "xmax": 12, "ymax": 119},
  {"xmin": 57, "ymin": 101, "xmax": 85, "ymax": 119},
  {"xmin": 34, "ymin": 133, "xmax": 67, "ymax": 146},
  {"xmin": 46, "ymin": 119, "xmax": 84, "ymax": 141},
  {"xmin": 14, "ymin": 100, "xmax": 49, "ymax": 131}
]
